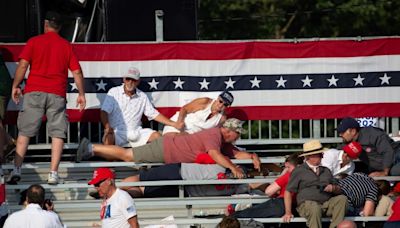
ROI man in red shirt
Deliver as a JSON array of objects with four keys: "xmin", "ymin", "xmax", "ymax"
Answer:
[
  {"xmin": 77, "ymin": 118, "xmax": 260, "ymax": 178},
  {"xmin": 8, "ymin": 11, "xmax": 86, "ymax": 185}
]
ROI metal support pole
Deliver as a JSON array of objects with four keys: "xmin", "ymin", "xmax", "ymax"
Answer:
[
  {"xmin": 312, "ymin": 119, "xmax": 321, "ymax": 139},
  {"xmin": 155, "ymin": 10, "xmax": 164, "ymax": 42}
]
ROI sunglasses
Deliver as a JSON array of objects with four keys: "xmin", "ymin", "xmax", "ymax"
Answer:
[
  {"xmin": 218, "ymin": 99, "xmax": 230, "ymax": 107},
  {"xmin": 124, "ymin": 78, "xmax": 138, "ymax": 82},
  {"xmin": 94, "ymin": 179, "xmax": 107, "ymax": 187}
]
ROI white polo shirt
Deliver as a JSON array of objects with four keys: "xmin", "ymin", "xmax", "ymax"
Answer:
[
  {"xmin": 321, "ymin": 149, "xmax": 355, "ymax": 176},
  {"xmin": 3, "ymin": 204, "xmax": 63, "ymax": 228},
  {"xmin": 101, "ymin": 85, "xmax": 159, "ymax": 146}
]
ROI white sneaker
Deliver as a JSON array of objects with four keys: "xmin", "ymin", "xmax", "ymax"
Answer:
[
  {"xmin": 6, "ymin": 167, "xmax": 21, "ymax": 184},
  {"xmin": 47, "ymin": 172, "xmax": 59, "ymax": 185}
]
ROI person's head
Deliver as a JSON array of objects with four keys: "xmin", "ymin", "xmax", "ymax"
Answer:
[
  {"xmin": 337, "ymin": 220, "xmax": 357, "ymax": 228},
  {"xmin": 284, "ymin": 152, "xmax": 304, "ymax": 172},
  {"xmin": 44, "ymin": 11, "xmax": 63, "ymax": 32},
  {"xmin": 213, "ymin": 91, "xmax": 234, "ymax": 113},
  {"xmin": 220, "ymin": 118, "xmax": 246, "ymax": 143},
  {"xmin": 123, "ymin": 67, "xmax": 141, "ymax": 93},
  {"xmin": 341, "ymin": 141, "xmax": 362, "ymax": 165},
  {"xmin": 300, "ymin": 139, "xmax": 327, "ymax": 166},
  {"xmin": 88, "ymin": 168, "xmax": 116, "ymax": 198},
  {"xmin": 337, "ymin": 117, "xmax": 360, "ymax": 143},
  {"xmin": 376, "ymin": 180, "xmax": 391, "ymax": 196},
  {"xmin": 217, "ymin": 216, "xmax": 240, "ymax": 228},
  {"xmin": 26, "ymin": 184, "xmax": 45, "ymax": 205}
]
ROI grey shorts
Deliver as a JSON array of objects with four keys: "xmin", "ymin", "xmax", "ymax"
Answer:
[
  {"xmin": 0, "ymin": 96, "xmax": 9, "ymax": 120},
  {"xmin": 18, "ymin": 92, "xmax": 67, "ymax": 138},
  {"xmin": 132, "ymin": 137, "xmax": 164, "ymax": 163}
]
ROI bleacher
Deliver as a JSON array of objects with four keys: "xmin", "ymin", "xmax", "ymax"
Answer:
[{"xmin": 2, "ymin": 118, "xmax": 399, "ymax": 227}]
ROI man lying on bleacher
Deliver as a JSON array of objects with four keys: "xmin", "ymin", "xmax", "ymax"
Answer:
[
  {"xmin": 282, "ymin": 139, "xmax": 348, "ymax": 228},
  {"xmin": 118, "ymin": 163, "xmax": 267, "ymax": 198},
  {"xmin": 77, "ymin": 118, "xmax": 261, "ymax": 179},
  {"xmin": 337, "ymin": 117, "xmax": 400, "ymax": 176}
]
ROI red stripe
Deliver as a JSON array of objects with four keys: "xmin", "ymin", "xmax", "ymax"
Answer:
[
  {"xmin": 4, "ymin": 103, "xmax": 400, "ymax": 124},
  {"xmin": 2, "ymin": 38, "xmax": 400, "ymax": 62}
]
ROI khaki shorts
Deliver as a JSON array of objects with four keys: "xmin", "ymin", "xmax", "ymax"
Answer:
[
  {"xmin": 0, "ymin": 96, "xmax": 9, "ymax": 120},
  {"xmin": 18, "ymin": 92, "xmax": 67, "ymax": 138},
  {"xmin": 133, "ymin": 137, "xmax": 164, "ymax": 163}
]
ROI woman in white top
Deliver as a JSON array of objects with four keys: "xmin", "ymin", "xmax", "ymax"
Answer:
[{"xmin": 162, "ymin": 91, "xmax": 234, "ymax": 135}]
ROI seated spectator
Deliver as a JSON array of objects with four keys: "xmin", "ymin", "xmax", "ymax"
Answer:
[
  {"xmin": 3, "ymin": 184, "xmax": 63, "ymax": 228},
  {"xmin": 384, "ymin": 197, "xmax": 400, "ymax": 228},
  {"xmin": 77, "ymin": 118, "xmax": 260, "ymax": 178},
  {"xmin": 375, "ymin": 180, "xmax": 394, "ymax": 216},
  {"xmin": 335, "ymin": 173, "xmax": 379, "ymax": 216},
  {"xmin": 337, "ymin": 117, "xmax": 400, "ymax": 176},
  {"xmin": 282, "ymin": 139, "xmax": 347, "ymax": 228},
  {"xmin": 321, "ymin": 142, "xmax": 362, "ymax": 175},
  {"xmin": 162, "ymin": 91, "xmax": 233, "ymax": 135},
  {"xmin": 101, "ymin": 67, "xmax": 183, "ymax": 147},
  {"xmin": 120, "ymin": 163, "xmax": 262, "ymax": 198},
  {"xmin": 231, "ymin": 152, "xmax": 303, "ymax": 218},
  {"xmin": 88, "ymin": 168, "xmax": 139, "ymax": 228}
]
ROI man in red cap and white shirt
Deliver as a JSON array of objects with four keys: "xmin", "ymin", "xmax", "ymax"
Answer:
[
  {"xmin": 321, "ymin": 142, "xmax": 362, "ymax": 176},
  {"xmin": 88, "ymin": 168, "xmax": 139, "ymax": 228}
]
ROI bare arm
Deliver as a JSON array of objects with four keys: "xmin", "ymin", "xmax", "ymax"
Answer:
[
  {"xmin": 208, "ymin": 149, "xmax": 244, "ymax": 178},
  {"xmin": 127, "ymin": 215, "xmax": 139, "ymax": 228},
  {"xmin": 176, "ymin": 97, "xmax": 211, "ymax": 123},
  {"xmin": 282, "ymin": 190, "xmax": 293, "ymax": 223},
  {"xmin": 362, "ymin": 200, "xmax": 376, "ymax": 216},
  {"xmin": 233, "ymin": 150, "xmax": 261, "ymax": 171},
  {"xmin": 265, "ymin": 182, "xmax": 281, "ymax": 197},
  {"xmin": 71, "ymin": 69, "xmax": 86, "ymax": 111},
  {"xmin": 154, "ymin": 113, "xmax": 184, "ymax": 130},
  {"xmin": 11, "ymin": 59, "xmax": 30, "ymax": 104},
  {"xmin": 100, "ymin": 110, "xmax": 112, "ymax": 130}
]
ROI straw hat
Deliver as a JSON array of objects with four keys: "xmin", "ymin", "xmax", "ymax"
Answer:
[{"xmin": 300, "ymin": 139, "xmax": 328, "ymax": 157}]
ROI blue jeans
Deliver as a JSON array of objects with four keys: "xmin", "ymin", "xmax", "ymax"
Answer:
[{"xmin": 232, "ymin": 198, "xmax": 285, "ymax": 218}]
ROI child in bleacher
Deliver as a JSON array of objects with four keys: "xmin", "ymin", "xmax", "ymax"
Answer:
[{"xmin": 375, "ymin": 180, "xmax": 394, "ymax": 216}]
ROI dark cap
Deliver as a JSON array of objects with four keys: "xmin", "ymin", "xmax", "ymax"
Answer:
[
  {"xmin": 336, "ymin": 117, "xmax": 360, "ymax": 134},
  {"xmin": 45, "ymin": 11, "xmax": 63, "ymax": 24},
  {"xmin": 219, "ymin": 91, "xmax": 234, "ymax": 106}
]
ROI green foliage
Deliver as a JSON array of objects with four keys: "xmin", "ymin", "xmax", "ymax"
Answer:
[{"xmin": 198, "ymin": 0, "xmax": 400, "ymax": 39}]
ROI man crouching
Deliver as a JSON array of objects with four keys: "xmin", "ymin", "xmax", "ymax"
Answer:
[{"xmin": 282, "ymin": 139, "xmax": 348, "ymax": 228}]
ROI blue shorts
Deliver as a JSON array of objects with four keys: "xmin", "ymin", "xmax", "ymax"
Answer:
[{"xmin": 140, "ymin": 163, "xmax": 187, "ymax": 197}]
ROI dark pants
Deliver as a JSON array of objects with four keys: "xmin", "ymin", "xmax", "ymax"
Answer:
[
  {"xmin": 384, "ymin": 221, "xmax": 400, "ymax": 228},
  {"xmin": 390, "ymin": 146, "xmax": 400, "ymax": 176},
  {"xmin": 232, "ymin": 198, "xmax": 285, "ymax": 218}
]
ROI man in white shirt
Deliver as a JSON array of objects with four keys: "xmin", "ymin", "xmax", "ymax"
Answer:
[
  {"xmin": 88, "ymin": 167, "xmax": 139, "ymax": 228},
  {"xmin": 3, "ymin": 184, "xmax": 63, "ymax": 228},
  {"xmin": 321, "ymin": 142, "xmax": 362, "ymax": 175},
  {"xmin": 101, "ymin": 67, "xmax": 182, "ymax": 147}
]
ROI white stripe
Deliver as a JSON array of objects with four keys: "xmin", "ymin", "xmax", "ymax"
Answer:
[
  {"xmin": 5, "ymin": 87, "xmax": 398, "ymax": 111},
  {"xmin": 6, "ymin": 55, "xmax": 400, "ymax": 77}
]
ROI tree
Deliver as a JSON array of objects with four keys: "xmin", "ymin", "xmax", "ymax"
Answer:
[{"xmin": 198, "ymin": 0, "xmax": 400, "ymax": 39}]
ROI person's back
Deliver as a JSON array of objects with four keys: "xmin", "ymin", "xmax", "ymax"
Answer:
[
  {"xmin": 3, "ymin": 184, "xmax": 63, "ymax": 228},
  {"xmin": 4, "ymin": 204, "xmax": 62, "ymax": 228},
  {"xmin": 23, "ymin": 31, "xmax": 77, "ymax": 97},
  {"xmin": 163, "ymin": 127, "xmax": 227, "ymax": 163}
]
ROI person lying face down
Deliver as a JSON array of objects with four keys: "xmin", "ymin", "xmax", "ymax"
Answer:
[{"xmin": 77, "ymin": 118, "xmax": 261, "ymax": 179}]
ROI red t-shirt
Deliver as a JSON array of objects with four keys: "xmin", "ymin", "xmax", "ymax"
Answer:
[
  {"xmin": 388, "ymin": 197, "xmax": 400, "ymax": 221},
  {"xmin": 19, "ymin": 31, "xmax": 81, "ymax": 97},
  {"xmin": 275, "ymin": 171, "xmax": 291, "ymax": 198},
  {"xmin": 163, "ymin": 128, "xmax": 233, "ymax": 163}
]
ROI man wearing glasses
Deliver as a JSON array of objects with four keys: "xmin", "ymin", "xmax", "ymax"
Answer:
[
  {"xmin": 162, "ymin": 91, "xmax": 233, "ymax": 136},
  {"xmin": 88, "ymin": 167, "xmax": 139, "ymax": 228},
  {"xmin": 100, "ymin": 67, "xmax": 183, "ymax": 148}
]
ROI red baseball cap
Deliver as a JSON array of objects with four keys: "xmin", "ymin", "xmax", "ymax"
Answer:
[
  {"xmin": 343, "ymin": 141, "xmax": 362, "ymax": 159},
  {"xmin": 88, "ymin": 167, "xmax": 115, "ymax": 185}
]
